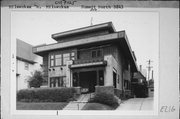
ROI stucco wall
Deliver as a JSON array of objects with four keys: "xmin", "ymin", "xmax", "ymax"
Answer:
[
  {"xmin": 47, "ymin": 49, "xmax": 75, "ymax": 87},
  {"xmin": 56, "ymin": 30, "xmax": 109, "ymax": 43}
]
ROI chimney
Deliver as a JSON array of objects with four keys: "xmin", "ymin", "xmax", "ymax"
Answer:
[
  {"xmin": 151, "ymin": 70, "xmax": 154, "ymax": 80},
  {"xmin": 139, "ymin": 65, "xmax": 142, "ymax": 72}
]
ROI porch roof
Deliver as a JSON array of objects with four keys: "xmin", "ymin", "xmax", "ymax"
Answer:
[{"xmin": 69, "ymin": 61, "xmax": 107, "ymax": 69}]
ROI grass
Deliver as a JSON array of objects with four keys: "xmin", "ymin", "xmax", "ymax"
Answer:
[
  {"xmin": 17, "ymin": 102, "xmax": 68, "ymax": 110},
  {"xmin": 82, "ymin": 103, "xmax": 114, "ymax": 110}
]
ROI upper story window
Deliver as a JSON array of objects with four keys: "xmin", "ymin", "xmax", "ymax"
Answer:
[
  {"xmin": 50, "ymin": 55, "xmax": 54, "ymax": 67},
  {"xmin": 24, "ymin": 62, "xmax": 29, "ymax": 70},
  {"xmin": 63, "ymin": 53, "xmax": 70, "ymax": 65},
  {"xmin": 55, "ymin": 54, "xmax": 62, "ymax": 66},
  {"xmin": 50, "ymin": 52, "xmax": 74, "ymax": 67},
  {"xmin": 91, "ymin": 49, "xmax": 103, "ymax": 58},
  {"xmin": 71, "ymin": 52, "xmax": 75, "ymax": 60}
]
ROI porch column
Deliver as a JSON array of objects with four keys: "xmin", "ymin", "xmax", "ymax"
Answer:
[{"xmin": 96, "ymin": 70, "xmax": 99, "ymax": 86}]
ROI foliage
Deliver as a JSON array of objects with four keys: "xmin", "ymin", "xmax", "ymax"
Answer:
[
  {"xmin": 89, "ymin": 92, "xmax": 119, "ymax": 108},
  {"xmin": 17, "ymin": 87, "xmax": 76, "ymax": 102},
  {"xmin": 28, "ymin": 70, "xmax": 44, "ymax": 88}
]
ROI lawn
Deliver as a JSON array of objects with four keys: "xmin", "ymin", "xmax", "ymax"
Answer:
[
  {"xmin": 17, "ymin": 102, "xmax": 68, "ymax": 110},
  {"xmin": 82, "ymin": 103, "xmax": 114, "ymax": 110}
]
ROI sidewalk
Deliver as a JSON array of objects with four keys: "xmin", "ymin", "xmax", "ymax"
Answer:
[
  {"xmin": 63, "ymin": 93, "xmax": 94, "ymax": 110},
  {"xmin": 116, "ymin": 97, "xmax": 153, "ymax": 110}
]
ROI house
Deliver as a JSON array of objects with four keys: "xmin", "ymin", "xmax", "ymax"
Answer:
[
  {"xmin": 148, "ymin": 79, "xmax": 154, "ymax": 97},
  {"xmin": 16, "ymin": 39, "xmax": 43, "ymax": 90},
  {"xmin": 33, "ymin": 22, "xmax": 138, "ymax": 98}
]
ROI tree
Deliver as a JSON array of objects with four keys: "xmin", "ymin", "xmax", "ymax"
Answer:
[{"xmin": 28, "ymin": 70, "xmax": 44, "ymax": 88}]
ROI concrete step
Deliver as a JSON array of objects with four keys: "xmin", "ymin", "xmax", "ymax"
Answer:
[{"xmin": 63, "ymin": 93, "xmax": 94, "ymax": 110}]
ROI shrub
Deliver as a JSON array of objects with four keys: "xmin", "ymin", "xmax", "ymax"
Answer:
[
  {"xmin": 89, "ymin": 92, "xmax": 119, "ymax": 108},
  {"xmin": 28, "ymin": 70, "xmax": 45, "ymax": 88},
  {"xmin": 17, "ymin": 87, "xmax": 76, "ymax": 102}
]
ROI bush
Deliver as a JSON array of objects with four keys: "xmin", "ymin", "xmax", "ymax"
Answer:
[
  {"xmin": 17, "ymin": 87, "xmax": 76, "ymax": 102},
  {"xmin": 28, "ymin": 70, "xmax": 44, "ymax": 88},
  {"xmin": 89, "ymin": 92, "xmax": 119, "ymax": 108}
]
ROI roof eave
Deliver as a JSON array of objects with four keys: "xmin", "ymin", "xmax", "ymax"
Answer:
[
  {"xmin": 34, "ymin": 31, "xmax": 138, "ymax": 71},
  {"xmin": 51, "ymin": 22, "xmax": 116, "ymax": 41},
  {"xmin": 123, "ymin": 33, "xmax": 138, "ymax": 72}
]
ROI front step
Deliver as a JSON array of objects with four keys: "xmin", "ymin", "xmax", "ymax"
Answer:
[{"xmin": 63, "ymin": 93, "xmax": 94, "ymax": 110}]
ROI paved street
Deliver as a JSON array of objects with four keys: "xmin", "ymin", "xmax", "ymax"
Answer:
[{"xmin": 116, "ymin": 97, "xmax": 153, "ymax": 110}]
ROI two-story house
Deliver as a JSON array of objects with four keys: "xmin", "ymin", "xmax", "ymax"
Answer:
[
  {"xmin": 33, "ymin": 22, "xmax": 138, "ymax": 98},
  {"xmin": 16, "ymin": 39, "xmax": 43, "ymax": 90}
]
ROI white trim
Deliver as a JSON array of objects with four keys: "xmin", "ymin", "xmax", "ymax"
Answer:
[{"xmin": 70, "ymin": 61, "xmax": 106, "ymax": 68}]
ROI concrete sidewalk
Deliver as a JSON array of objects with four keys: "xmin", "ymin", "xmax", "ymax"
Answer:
[
  {"xmin": 63, "ymin": 93, "xmax": 94, "ymax": 110},
  {"xmin": 116, "ymin": 97, "xmax": 153, "ymax": 110}
]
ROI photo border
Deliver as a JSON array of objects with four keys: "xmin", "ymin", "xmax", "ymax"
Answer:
[{"xmin": 2, "ymin": 0, "xmax": 179, "ymax": 116}]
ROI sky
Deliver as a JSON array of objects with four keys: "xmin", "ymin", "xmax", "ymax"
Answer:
[{"xmin": 11, "ymin": 11, "xmax": 159, "ymax": 80}]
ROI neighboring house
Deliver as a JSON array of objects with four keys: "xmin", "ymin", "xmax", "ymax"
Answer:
[
  {"xmin": 16, "ymin": 39, "xmax": 43, "ymax": 90},
  {"xmin": 132, "ymin": 71, "xmax": 148, "ymax": 98},
  {"xmin": 33, "ymin": 22, "xmax": 138, "ymax": 98},
  {"xmin": 148, "ymin": 79, "xmax": 154, "ymax": 97}
]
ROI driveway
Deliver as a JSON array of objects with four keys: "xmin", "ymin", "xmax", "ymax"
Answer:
[{"xmin": 116, "ymin": 97, "xmax": 153, "ymax": 110}]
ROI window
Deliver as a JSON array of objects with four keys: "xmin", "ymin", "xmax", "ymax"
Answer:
[
  {"xmin": 97, "ymin": 49, "xmax": 102, "ymax": 57},
  {"xmin": 63, "ymin": 53, "xmax": 70, "ymax": 65},
  {"xmin": 24, "ymin": 62, "xmax": 29, "ymax": 70},
  {"xmin": 71, "ymin": 52, "xmax": 75, "ymax": 57},
  {"xmin": 55, "ymin": 54, "xmax": 62, "ymax": 66},
  {"xmin": 91, "ymin": 49, "xmax": 102, "ymax": 58},
  {"xmin": 92, "ymin": 51, "xmax": 96, "ymax": 58},
  {"xmin": 50, "ymin": 52, "xmax": 73, "ymax": 67},
  {"xmin": 99, "ymin": 70, "xmax": 104, "ymax": 86},
  {"xmin": 71, "ymin": 52, "xmax": 75, "ymax": 60},
  {"xmin": 50, "ymin": 55, "xmax": 54, "ymax": 67},
  {"xmin": 50, "ymin": 77, "xmax": 66, "ymax": 87},
  {"xmin": 77, "ymin": 51, "xmax": 80, "ymax": 59}
]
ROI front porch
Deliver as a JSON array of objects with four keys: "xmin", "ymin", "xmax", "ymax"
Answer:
[{"xmin": 71, "ymin": 67, "xmax": 105, "ymax": 93}]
